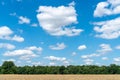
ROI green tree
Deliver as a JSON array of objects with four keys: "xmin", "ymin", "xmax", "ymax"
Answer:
[
  {"xmin": 1, "ymin": 61, "xmax": 17, "ymax": 74},
  {"xmin": 59, "ymin": 66, "xmax": 65, "ymax": 74}
]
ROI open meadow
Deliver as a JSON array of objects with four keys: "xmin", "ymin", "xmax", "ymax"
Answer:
[{"xmin": 0, "ymin": 75, "xmax": 120, "ymax": 80}]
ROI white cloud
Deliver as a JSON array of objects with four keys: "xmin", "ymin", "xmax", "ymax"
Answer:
[
  {"xmin": 94, "ymin": 0, "xmax": 120, "ymax": 17},
  {"xmin": 25, "ymin": 46, "xmax": 43, "ymax": 52},
  {"xmin": 32, "ymin": 62, "xmax": 42, "ymax": 66},
  {"xmin": 49, "ymin": 62, "xmax": 56, "ymax": 66},
  {"xmin": 49, "ymin": 43, "xmax": 66, "ymax": 50},
  {"xmin": 9, "ymin": 12, "xmax": 17, "ymax": 16},
  {"xmin": 31, "ymin": 23, "xmax": 38, "ymax": 27},
  {"xmin": 97, "ymin": 44, "xmax": 112, "ymax": 54},
  {"xmin": 102, "ymin": 57, "xmax": 108, "ymax": 60},
  {"xmin": 45, "ymin": 56, "xmax": 69, "ymax": 66},
  {"xmin": 0, "ymin": 43, "xmax": 15, "ymax": 50},
  {"xmin": 45, "ymin": 56, "xmax": 66, "ymax": 62},
  {"xmin": 0, "ymin": 26, "xmax": 13, "ymax": 36},
  {"xmin": 115, "ymin": 45, "xmax": 120, "ymax": 49},
  {"xmin": 93, "ymin": 17, "xmax": 120, "ymax": 39},
  {"xmin": 83, "ymin": 59, "xmax": 94, "ymax": 65},
  {"xmin": 36, "ymin": 2, "xmax": 83, "ymax": 36},
  {"xmin": 4, "ymin": 46, "xmax": 42, "ymax": 60},
  {"xmin": 113, "ymin": 57, "xmax": 120, "ymax": 64},
  {"xmin": 81, "ymin": 44, "xmax": 112, "ymax": 59},
  {"xmin": 78, "ymin": 45, "xmax": 87, "ymax": 50},
  {"xmin": 0, "ymin": 26, "xmax": 24, "ymax": 42},
  {"xmin": 114, "ymin": 57, "xmax": 120, "ymax": 62},
  {"xmin": 18, "ymin": 16, "xmax": 30, "ymax": 24},
  {"xmin": 12, "ymin": 35, "xmax": 24, "ymax": 42},
  {"xmin": 81, "ymin": 53, "xmax": 100, "ymax": 59},
  {"xmin": 72, "ymin": 52, "xmax": 77, "ymax": 56}
]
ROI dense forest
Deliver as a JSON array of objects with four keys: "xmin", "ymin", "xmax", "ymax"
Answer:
[{"xmin": 0, "ymin": 61, "xmax": 120, "ymax": 74}]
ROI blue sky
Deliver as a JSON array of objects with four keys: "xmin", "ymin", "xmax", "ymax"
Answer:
[{"xmin": 0, "ymin": 0, "xmax": 120, "ymax": 66}]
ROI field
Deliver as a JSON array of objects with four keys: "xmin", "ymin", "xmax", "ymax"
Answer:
[{"xmin": 0, "ymin": 75, "xmax": 120, "ymax": 80}]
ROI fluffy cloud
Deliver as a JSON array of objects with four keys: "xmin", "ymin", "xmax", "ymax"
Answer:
[
  {"xmin": 0, "ymin": 26, "xmax": 13, "ymax": 36},
  {"xmin": 0, "ymin": 43, "xmax": 15, "ymax": 50},
  {"xmin": 81, "ymin": 44, "xmax": 112, "ymax": 59},
  {"xmin": 4, "ymin": 46, "xmax": 42, "ymax": 60},
  {"xmin": 94, "ymin": 0, "xmax": 120, "ymax": 17},
  {"xmin": 36, "ymin": 2, "xmax": 83, "ymax": 36},
  {"xmin": 78, "ymin": 45, "xmax": 87, "ymax": 50},
  {"xmin": 0, "ymin": 26, "xmax": 24, "ymax": 42},
  {"xmin": 12, "ymin": 35, "xmax": 24, "ymax": 42},
  {"xmin": 18, "ymin": 16, "xmax": 30, "ymax": 24},
  {"xmin": 93, "ymin": 17, "xmax": 120, "ymax": 39},
  {"xmin": 49, "ymin": 43, "xmax": 66, "ymax": 50}
]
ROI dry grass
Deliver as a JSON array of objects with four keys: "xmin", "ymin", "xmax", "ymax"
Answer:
[{"xmin": 0, "ymin": 74, "xmax": 120, "ymax": 80}]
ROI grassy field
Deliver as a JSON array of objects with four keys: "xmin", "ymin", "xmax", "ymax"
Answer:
[{"xmin": 0, "ymin": 75, "xmax": 120, "ymax": 80}]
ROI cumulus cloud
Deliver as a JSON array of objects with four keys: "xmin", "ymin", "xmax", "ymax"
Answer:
[
  {"xmin": 18, "ymin": 16, "xmax": 30, "ymax": 24},
  {"xmin": 12, "ymin": 35, "xmax": 24, "ymax": 42},
  {"xmin": 78, "ymin": 45, "xmax": 87, "ymax": 50},
  {"xmin": 94, "ymin": 0, "xmax": 120, "ymax": 17},
  {"xmin": 36, "ymin": 2, "xmax": 83, "ymax": 36},
  {"xmin": 0, "ymin": 43, "xmax": 15, "ymax": 50},
  {"xmin": 0, "ymin": 26, "xmax": 13, "ymax": 36},
  {"xmin": 0, "ymin": 26, "xmax": 24, "ymax": 42},
  {"xmin": 93, "ymin": 17, "xmax": 120, "ymax": 39},
  {"xmin": 45, "ymin": 56, "xmax": 69, "ymax": 65},
  {"xmin": 49, "ymin": 43, "xmax": 66, "ymax": 50},
  {"xmin": 4, "ymin": 46, "xmax": 42, "ymax": 60},
  {"xmin": 81, "ymin": 44, "xmax": 112, "ymax": 59}
]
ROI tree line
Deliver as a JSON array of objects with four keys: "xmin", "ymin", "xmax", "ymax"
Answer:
[{"xmin": 0, "ymin": 61, "xmax": 120, "ymax": 74}]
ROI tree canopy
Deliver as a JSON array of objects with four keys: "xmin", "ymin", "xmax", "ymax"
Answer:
[{"xmin": 0, "ymin": 61, "xmax": 120, "ymax": 74}]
